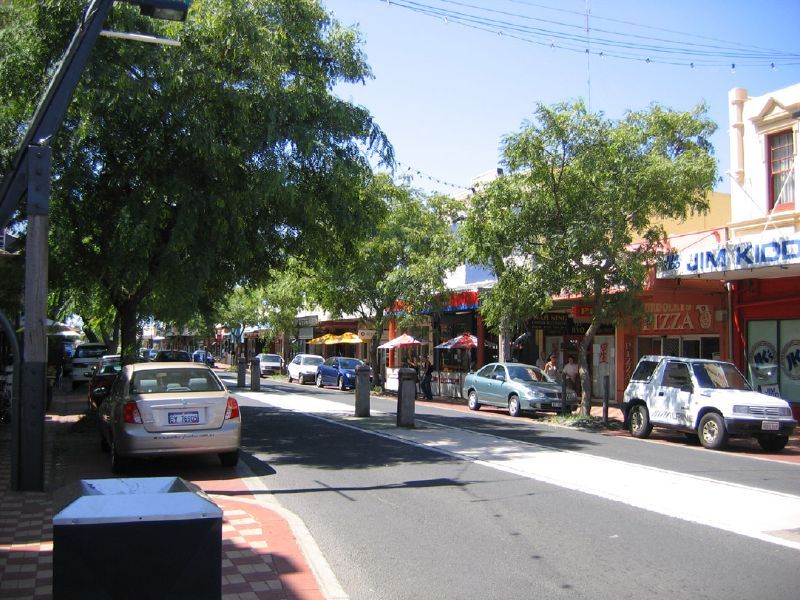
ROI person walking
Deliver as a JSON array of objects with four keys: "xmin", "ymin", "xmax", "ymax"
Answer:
[{"xmin": 421, "ymin": 357, "xmax": 434, "ymax": 401}]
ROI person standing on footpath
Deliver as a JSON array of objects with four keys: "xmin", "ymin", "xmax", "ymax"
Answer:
[
  {"xmin": 562, "ymin": 355, "xmax": 580, "ymax": 392},
  {"xmin": 421, "ymin": 357, "xmax": 434, "ymax": 401},
  {"xmin": 544, "ymin": 354, "xmax": 559, "ymax": 380}
]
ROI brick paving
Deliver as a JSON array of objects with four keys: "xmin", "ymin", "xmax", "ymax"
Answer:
[{"xmin": 0, "ymin": 384, "xmax": 325, "ymax": 600}]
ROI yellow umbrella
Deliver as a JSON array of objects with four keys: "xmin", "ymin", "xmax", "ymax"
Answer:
[
  {"xmin": 325, "ymin": 332, "xmax": 367, "ymax": 345},
  {"xmin": 307, "ymin": 333, "xmax": 337, "ymax": 345}
]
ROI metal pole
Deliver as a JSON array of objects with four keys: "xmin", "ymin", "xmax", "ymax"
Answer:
[{"xmin": 603, "ymin": 375, "xmax": 609, "ymax": 425}]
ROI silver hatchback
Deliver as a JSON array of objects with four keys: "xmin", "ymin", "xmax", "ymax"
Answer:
[{"xmin": 98, "ymin": 362, "xmax": 241, "ymax": 473}]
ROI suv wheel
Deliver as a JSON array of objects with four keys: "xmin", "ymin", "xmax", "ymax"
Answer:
[
  {"xmin": 508, "ymin": 394, "xmax": 521, "ymax": 417},
  {"xmin": 757, "ymin": 435, "xmax": 788, "ymax": 453},
  {"xmin": 467, "ymin": 390, "xmax": 481, "ymax": 411},
  {"xmin": 629, "ymin": 404, "xmax": 653, "ymax": 438},
  {"xmin": 698, "ymin": 412, "xmax": 728, "ymax": 449}
]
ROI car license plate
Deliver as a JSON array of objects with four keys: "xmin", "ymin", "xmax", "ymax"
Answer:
[
  {"xmin": 169, "ymin": 411, "xmax": 200, "ymax": 425},
  {"xmin": 761, "ymin": 420, "xmax": 780, "ymax": 431},
  {"xmin": 551, "ymin": 402, "xmax": 561, "ymax": 408}
]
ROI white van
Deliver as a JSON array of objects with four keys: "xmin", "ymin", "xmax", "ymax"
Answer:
[{"xmin": 622, "ymin": 355, "xmax": 796, "ymax": 452}]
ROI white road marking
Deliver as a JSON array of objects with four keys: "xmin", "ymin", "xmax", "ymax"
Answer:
[{"xmin": 240, "ymin": 390, "xmax": 800, "ymax": 551}]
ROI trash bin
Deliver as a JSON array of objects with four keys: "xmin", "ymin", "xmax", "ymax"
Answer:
[{"xmin": 53, "ymin": 477, "xmax": 222, "ymax": 600}]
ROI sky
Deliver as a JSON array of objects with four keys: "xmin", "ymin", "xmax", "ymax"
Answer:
[{"xmin": 321, "ymin": 0, "xmax": 800, "ymax": 196}]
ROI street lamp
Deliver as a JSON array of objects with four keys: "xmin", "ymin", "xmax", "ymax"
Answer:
[{"xmin": 0, "ymin": 0, "xmax": 191, "ymax": 491}]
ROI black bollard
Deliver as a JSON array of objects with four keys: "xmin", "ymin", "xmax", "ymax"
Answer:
[
  {"xmin": 250, "ymin": 359, "xmax": 260, "ymax": 392},
  {"xmin": 355, "ymin": 364, "xmax": 371, "ymax": 417},
  {"xmin": 397, "ymin": 367, "xmax": 416, "ymax": 427},
  {"xmin": 237, "ymin": 356, "xmax": 247, "ymax": 389}
]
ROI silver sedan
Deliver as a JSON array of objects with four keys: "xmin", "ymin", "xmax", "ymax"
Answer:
[{"xmin": 97, "ymin": 362, "xmax": 241, "ymax": 473}]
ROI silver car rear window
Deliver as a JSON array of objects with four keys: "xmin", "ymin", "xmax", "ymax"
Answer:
[{"xmin": 131, "ymin": 369, "xmax": 223, "ymax": 394}]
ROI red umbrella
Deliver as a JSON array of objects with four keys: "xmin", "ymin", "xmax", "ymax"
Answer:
[{"xmin": 435, "ymin": 333, "xmax": 478, "ymax": 349}]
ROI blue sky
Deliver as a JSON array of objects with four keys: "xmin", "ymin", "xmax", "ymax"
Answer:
[{"xmin": 322, "ymin": 0, "xmax": 800, "ymax": 196}]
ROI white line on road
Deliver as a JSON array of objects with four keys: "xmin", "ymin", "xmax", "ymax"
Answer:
[{"xmin": 240, "ymin": 391, "xmax": 800, "ymax": 551}]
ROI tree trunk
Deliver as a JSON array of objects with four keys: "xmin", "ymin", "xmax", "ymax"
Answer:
[
  {"xmin": 578, "ymin": 318, "xmax": 599, "ymax": 417},
  {"xmin": 117, "ymin": 301, "xmax": 139, "ymax": 366}
]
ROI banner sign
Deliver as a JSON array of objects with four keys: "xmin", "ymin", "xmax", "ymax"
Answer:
[{"xmin": 658, "ymin": 234, "xmax": 800, "ymax": 278}]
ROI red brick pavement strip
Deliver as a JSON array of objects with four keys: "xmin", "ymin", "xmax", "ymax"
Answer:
[{"xmin": 0, "ymin": 390, "xmax": 327, "ymax": 600}]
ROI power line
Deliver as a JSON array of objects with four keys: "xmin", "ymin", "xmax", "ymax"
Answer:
[{"xmin": 380, "ymin": 0, "xmax": 800, "ymax": 68}]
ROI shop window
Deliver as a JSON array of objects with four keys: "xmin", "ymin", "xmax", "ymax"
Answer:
[
  {"xmin": 768, "ymin": 130, "xmax": 794, "ymax": 211},
  {"xmin": 746, "ymin": 319, "xmax": 800, "ymax": 406}
]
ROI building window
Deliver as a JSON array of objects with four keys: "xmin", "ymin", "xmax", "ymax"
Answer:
[{"xmin": 768, "ymin": 130, "xmax": 794, "ymax": 210}]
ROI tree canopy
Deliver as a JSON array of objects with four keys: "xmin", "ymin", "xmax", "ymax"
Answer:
[
  {"xmin": 301, "ymin": 174, "xmax": 461, "ymax": 379},
  {"xmin": 461, "ymin": 100, "xmax": 717, "ymax": 413},
  {"xmin": 0, "ymin": 0, "xmax": 392, "ymax": 362}
]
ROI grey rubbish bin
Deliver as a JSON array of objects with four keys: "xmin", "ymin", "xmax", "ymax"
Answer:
[{"xmin": 53, "ymin": 477, "xmax": 222, "ymax": 600}]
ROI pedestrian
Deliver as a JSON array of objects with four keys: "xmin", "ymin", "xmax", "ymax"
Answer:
[
  {"xmin": 421, "ymin": 357, "xmax": 434, "ymax": 401},
  {"xmin": 562, "ymin": 355, "xmax": 579, "ymax": 391},
  {"xmin": 544, "ymin": 354, "xmax": 559, "ymax": 380}
]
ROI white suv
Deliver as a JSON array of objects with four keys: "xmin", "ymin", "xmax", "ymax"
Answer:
[
  {"xmin": 287, "ymin": 353, "xmax": 324, "ymax": 384},
  {"xmin": 622, "ymin": 356, "xmax": 796, "ymax": 452}
]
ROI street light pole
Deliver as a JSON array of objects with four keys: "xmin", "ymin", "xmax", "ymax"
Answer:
[{"xmin": 0, "ymin": 0, "xmax": 190, "ymax": 491}]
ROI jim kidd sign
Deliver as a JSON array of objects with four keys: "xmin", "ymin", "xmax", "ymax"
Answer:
[{"xmin": 658, "ymin": 234, "xmax": 800, "ymax": 278}]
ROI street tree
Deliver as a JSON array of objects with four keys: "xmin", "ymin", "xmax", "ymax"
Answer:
[
  {"xmin": 461, "ymin": 100, "xmax": 717, "ymax": 415},
  {"xmin": 304, "ymin": 174, "xmax": 461, "ymax": 382},
  {"xmin": 0, "ymin": 0, "xmax": 391, "ymax": 364}
]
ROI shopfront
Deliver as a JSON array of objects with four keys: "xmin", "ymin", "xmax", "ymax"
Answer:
[
  {"xmin": 732, "ymin": 276, "xmax": 800, "ymax": 419},
  {"xmin": 617, "ymin": 282, "xmax": 728, "ymax": 401}
]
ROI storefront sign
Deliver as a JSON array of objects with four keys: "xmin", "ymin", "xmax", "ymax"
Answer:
[
  {"xmin": 658, "ymin": 234, "xmax": 800, "ymax": 278},
  {"xmin": 641, "ymin": 303, "xmax": 712, "ymax": 332},
  {"xmin": 298, "ymin": 327, "xmax": 314, "ymax": 340},
  {"xmin": 571, "ymin": 305, "xmax": 593, "ymax": 318},
  {"xmin": 296, "ymin": 316, "xmax": 318, "ymax": 327}
]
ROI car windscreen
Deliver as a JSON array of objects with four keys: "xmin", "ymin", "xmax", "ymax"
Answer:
[
  {"xmin": 156, "ymin": 351, "xmax": 191, "ymax": 361},
  {"xmin": 339, "ymin": 358, "xmax": 362, "ymax": 369},
  {"xmin": 131, "ymin": 369, "xmax": 224, "ymax": 394},
  {"xmin": 303, "ymin": 356, "xmax": 324, "ymax": 366},
  {"xmin": 262, "ymin": 354, "xmax": 281, "ymax": 362},
  {"xmin": 507, "ymin": 365, "xmax": 549, "ymax": 382},
  {"xmin": 75, "ymin": 346, "xmax": 108, "ymax": 358},
  {"xmin": 692, "ymin": 363, "xmax": 751, "ymax": 391}
]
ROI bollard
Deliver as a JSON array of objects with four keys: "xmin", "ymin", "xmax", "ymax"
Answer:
[
  {"xmin": 561, "ymin": 375, "xmax": 569, "ymax": 416},
  {"xmin": 603, "ymin": 375, "xmax": 610, "ymax": 425},
  {"xmin": 354, "ymin": 364, "xmax": 371, "ymax": 417},
  {"xmin": 237, "ymin": 356, "xmax": 247, "ymax": 389},
  {"xmin": 397, "ymin": 367, "xmax": 416, "ymax": 427},
  {"xmin": 250, "ymin": 359, "xmax": 260, "ymax": 392}
]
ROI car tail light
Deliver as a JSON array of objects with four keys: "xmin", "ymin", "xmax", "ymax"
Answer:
[
  {"xmin": 225, "ymin": 396, "xmax": 240, "ymax": 420},
  {"xmin": 123, "ymin": 401, "xmax": 142, "ymax": 424}
]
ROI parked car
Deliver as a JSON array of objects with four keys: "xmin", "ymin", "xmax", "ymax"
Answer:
[
  {"xmin": 138, "ymin": 348, "xmax": 158, "ymax": 361},
  {"xmin": 462, "ymin": 362, "xmax": 579, "ymax": 417},
  {"xmin": 192, "ymin": 349, "xmax": 215, "ymax": 367},
  {"xmin": 154, "ymin": 349, "xmax": 192, "ymax": 362},
  {"xmin": 315, "ymin": 357, "xmax": 366, "ymax": 390},
  {"xmin": 70, "ymin": 342, "xmax": 109, "ymax": 390},
  {"xmin": 256, "ymin": 353, "xmax": 284, "ymax": 376},
  {"xmin": 96, "ymin": 362, "xmax": 241, "ymax": 472},
  {"xmin": 287, "ymin": 353, "xmax": 324, "ymax": 384},
  {"xmin": 87, "ymin": 354, "xmax": 122, "ymax": 409},
  {"xmin": 622, "ymin": 355, "xmax": 797, "ymax": 451}
]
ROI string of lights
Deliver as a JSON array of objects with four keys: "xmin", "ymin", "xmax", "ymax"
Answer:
[
  {"xmin": 379, "ymin": 0, "xmax": 800, "ymax": 68},
  {"xmin": 391, "ymin": 161, "xmax": 473, "ymax": 192}
]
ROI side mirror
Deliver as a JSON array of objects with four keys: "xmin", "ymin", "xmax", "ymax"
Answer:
[
  {"xmin": 680, "ymin": 383, "xmax": 694, "ymax": 393},
  {"xmin": 495, "ymin": 374, "xmax": 506, "ymax": 382},
  {"xmin": 92, "ymin": 386, "xmax": 109, "ymax": 401}
]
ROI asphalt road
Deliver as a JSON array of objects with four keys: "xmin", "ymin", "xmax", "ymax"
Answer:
[{"xmin": 229, "ymin": 377, "xmax": 800, "ymax": 600}]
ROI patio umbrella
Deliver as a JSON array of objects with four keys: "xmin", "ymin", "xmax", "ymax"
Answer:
[
  {"xmin": 325, "ymin": 332, "xmax": 367, "ymax": 345},
  {"xmin": 377, "ymin": 333, "xmax": 422, "ymax": 349},
  {"xmin": 435, "ymin": 332, "xmax": 478, "ymax": 349},
  {"xmin": 307, "ymin": 333, "xmax": 337, "ymax": 345}
]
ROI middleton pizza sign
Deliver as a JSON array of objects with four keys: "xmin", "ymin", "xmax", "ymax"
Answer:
[{"xmin": 658, "ymin": 233, "xmax": 800, "ymax": 278}]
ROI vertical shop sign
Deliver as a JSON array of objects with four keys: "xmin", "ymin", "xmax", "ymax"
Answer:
[
  {"xmin": 624, "ymin": 342, "xmax": 633, "ymax": 380},
  {"xmin": 599, "ymin": 342, "xmax": 608, "ymax": 364}
]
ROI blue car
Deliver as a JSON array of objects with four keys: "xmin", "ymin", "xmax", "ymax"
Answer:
[
  {"xmin": 192, "ymin": 350, "xmax": 215, "ymax": 367},
  {"xmin": 315, "ymin": 357, "xmax": 366, "ymax": 391}
]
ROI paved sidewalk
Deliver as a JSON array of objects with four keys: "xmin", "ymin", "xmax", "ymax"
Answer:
[{"xmin": 0, "ymin": 384, "xmax": 329, "ymax": 600}]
